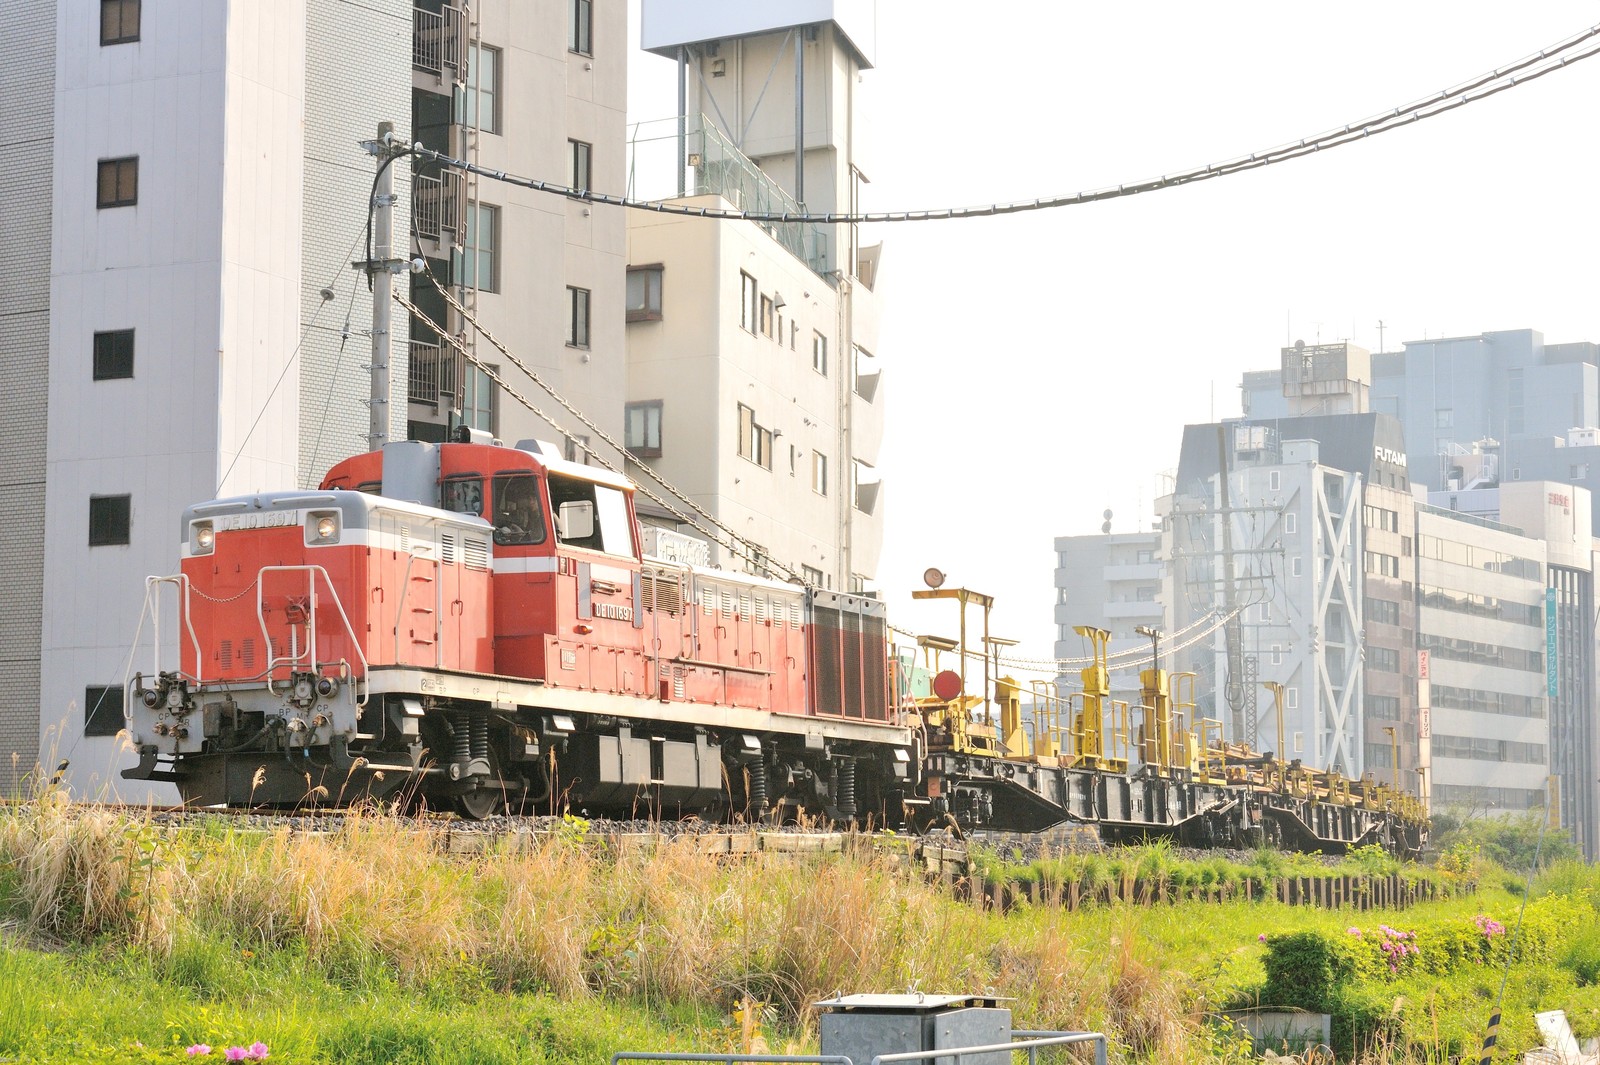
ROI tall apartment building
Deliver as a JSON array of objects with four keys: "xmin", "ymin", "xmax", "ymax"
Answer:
[
  {"xmin": 405, "ymin": 0, "xmax": 626, "ymax": 459},
  {"xmin": 0, "ymin": 0, "xmax": 624, "ymax": 795},
  {"xmin": 624, "ymin": 1, "xmax": 885, "ymax": 590}
]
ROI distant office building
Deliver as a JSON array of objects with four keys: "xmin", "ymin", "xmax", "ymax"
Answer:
[
  {"xmin": 1053, "ymin": 532, "xmax": 1164, "ymax": 702},
  {"xmin": 1427, "ymin": 482, "xmax": 1597, "ymax": 858},
  {"xmin": 1242, "ymin": 329, "xmax": 1600, "ymax": 532},
  {"xmin": 1166, "ymin": 414, "xmax": 1414, "ymax": 777}
]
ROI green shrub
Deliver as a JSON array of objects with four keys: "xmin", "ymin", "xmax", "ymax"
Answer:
[{"xmin": 1261, "ymin": 930, "xmax": 1378, "ymax": 1013}]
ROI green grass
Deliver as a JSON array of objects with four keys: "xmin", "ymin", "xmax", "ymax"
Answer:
[{"xmin": 0, "ymin": 795, "xmax": 1595, "ymax": 1064}]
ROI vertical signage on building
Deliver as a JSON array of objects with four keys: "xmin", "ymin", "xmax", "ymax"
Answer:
[
  {"xmin": 1415, "ymin": 649, "xmax": 1431, "ymax": 811},
  {"xmin": 1546, "ymin": 587, "xmax": 1558, "ymax": 698}
]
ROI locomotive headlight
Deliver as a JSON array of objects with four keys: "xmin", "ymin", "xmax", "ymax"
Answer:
[
  {"xmin": 306, "ymin": 510, "xmax": 341, "ymax": 545},
  {"xmin": 191, "ymin": 521, "xmax": 216, "ymax": 555}
]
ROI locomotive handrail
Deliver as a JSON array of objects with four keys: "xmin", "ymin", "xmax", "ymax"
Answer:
[
  {"xmin": 140, "ymin": 574, "xmax": 205, "ymax": 685},
  {"xmin": 255, "ymin": 565, "xmax": 369, "ymax": 705}
]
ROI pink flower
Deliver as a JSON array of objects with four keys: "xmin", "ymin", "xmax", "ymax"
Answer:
[
  {"xmin": 1346, "ymin": 927, "xmax": 1363, "ymax": 937},
  {"xmin": 248, "ymin": 1043, "xmax": 270, "ymax": 1060},
  {"xmin": 187, "ymin": 1047, "xmax": 212, "ymax": 1058},
  {"xmin": 226, "ymin": 1048, "xmax": 247, "ymax": 1062},
  {"xmin": 1258, "ymin": 933, "xmax": 1268, "ymax": 943}
]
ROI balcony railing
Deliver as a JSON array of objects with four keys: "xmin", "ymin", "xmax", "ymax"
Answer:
[
  {"xmin": 413, "ymin": 5, "xmax": 463, "ymax": 78},
  {"xmin": 408, "ymin": 340, "xmax": 460, "ymax": 406},
  {"xmin": 413, "ymin": 169, "xmax": 464, "ymax": 242},
  {"xmin": 625, "ymin": 115, "xmax": 833, "ymax": 277}
]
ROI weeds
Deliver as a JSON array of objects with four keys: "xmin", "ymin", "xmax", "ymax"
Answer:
[{"xmin": 0, "ymin": 795, "xmax": 1595, "ymax": 1064}]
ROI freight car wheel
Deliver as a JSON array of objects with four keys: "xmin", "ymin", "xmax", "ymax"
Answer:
[{"xmin": 456, "ymin": 784, "xmax": 507, "ymax": 820}]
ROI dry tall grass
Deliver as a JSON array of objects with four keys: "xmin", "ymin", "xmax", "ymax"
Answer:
[{"xmin": 0, "ymin": 798, "xmax": 1230, "ymax": 1058}]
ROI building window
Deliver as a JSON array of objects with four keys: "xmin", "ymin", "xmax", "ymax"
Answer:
[
  {"xmin": 1435, "ymin": 408, "xmax": 1453, "ymax": 428},
  {"xmin": 459, "ymin": 44, "xmax": 500, "ymax": 134},
  {"xmin": 626, "ymin": 265, "xmax": 663, "ymax": 321},
  {"xmin": 84, "ymin": 684, "xmax": 125, "ymax": 738},
  {"xmin": 1269, "ymin": 470, "xmax": 1280, "ymax": 492},
  {"xmin": 812, "ymin": 331, "xmax": 828, "ymax": 375},
  {"xmin": 564, "ymin": 435, "xmax": 590, "ymax": 465},
  {"xmin": 569, "ymin": 0, "xmax": 592, "ymax": 55},
  {"xmin": 737, "ymin": 404, "xmax": 772, "ymax": 470},
  {"xmin": 567, "ymin": 286, "xmax": 590, "ymax": 348},
  {"xmin": 100, "ymin": 0, "xmax": 139, "ymax": 44},
  {"xmin": 759, "ymin": 294, "xmax": 774, "ymax": 338},
  {"xmin": 790, "ymin": 321, "xmax": 798, "ymax": 350},
  {"xmin": 89, "ymin": 494, "xmax": 131, "ymax": 546},
  {"xmin": 1284, "ymin": 512, "xmax": 1296, "ymax": 534},
  {"xmin": 459, "ymin": 363, "xmax": 496, "ymax": 433},
  {"xmin": 812, "ymin": 451, "xmax": 828, "ymax": 495},
  {"xmin": 740, "ymin": 271, "xmax": 758, "ymax": 334},
  {"xmin": 801, "ymin": 564, "xmax": 824, "ymax": 586},
  {"xmin": 93, "ymin": 329, "xmax": 135, "ymax": 380},
  {"xmin": 625, "ymin": 400, "xmax": 663, "ymax": 458},
  {"xmin": 1271, "ymin": 644, "xmax": 1282, "ymax": 666},
  {"xmin": 97, "ymin": 157, "xmax": 138, "ymax": 208},
  {"xmin": 569, "ymin": 139, "xmax": 592, "ymax": 191},
  {"xmin": 1291, "ymin": 556, "xmax": 1302, "ymax": 577},
  {"xmin": 458, "ymin": 203, "xmax": 498, "ymax": 291}
]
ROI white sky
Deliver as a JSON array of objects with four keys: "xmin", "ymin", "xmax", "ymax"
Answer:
[{"xmin": 626, "ymin": 3, "xmax": 1600, "ymax": 672}]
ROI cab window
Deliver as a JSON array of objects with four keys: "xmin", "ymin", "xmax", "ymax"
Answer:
[
  {"xmin": 491, "ymin": 473, "xmax": 546, "ymax": 546},
  {"xmin": 548, "ymin": 474, "xmax": 636, "ymax": 557},
  {"xmin": 441, "ymin": 476, "xmax": 484, "ymax": 517}
]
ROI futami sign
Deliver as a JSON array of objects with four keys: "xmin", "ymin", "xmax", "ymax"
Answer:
[{"xmin": 1374, "ymin": 446, "xmax": 1408, "ymax": 468}]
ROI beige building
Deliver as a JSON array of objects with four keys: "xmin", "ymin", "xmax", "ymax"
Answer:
[
  {"xmin": 626, "ymin": 1, "xmax": 885, "ymax": 590},
  {"xmin": 406, "ymin": 0, "xmax": 627, "ymax": 462}
]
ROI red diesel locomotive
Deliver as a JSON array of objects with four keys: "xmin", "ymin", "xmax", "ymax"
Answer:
[{"xmin": 125, "ymin": 435, "xmax": 905, "ymax": 820}]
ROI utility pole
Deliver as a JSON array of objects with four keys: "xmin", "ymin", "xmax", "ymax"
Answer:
[
  {"xmin": 359, "ymin": 122, "xmax": 410, "ymax": 453},
  {"xmin": 1215, "ymin": 425, "xmax": 1245, "ymax": 739}
]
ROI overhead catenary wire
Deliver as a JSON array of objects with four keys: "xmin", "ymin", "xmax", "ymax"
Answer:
[
  {"xmin": 416, "ymin": 275, "xmax": 795, "ymax": 578},
  {"xmin": 392, "ymin": 289, "xmax": 804, "ymax": 582},
  {"xmin": 403, "ymin": 21, "xmax": 1600, "ymax": 225}
]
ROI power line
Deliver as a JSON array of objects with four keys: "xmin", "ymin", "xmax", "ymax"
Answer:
[{"xmin": 405, "ymin": 21, "xmax": 1600, "ymax": 224}]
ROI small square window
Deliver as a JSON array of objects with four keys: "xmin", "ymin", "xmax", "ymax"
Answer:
[
  {"xmin": 568, "ymin": 0, "xmax": 592, "ymax": 55},
  {"xmin": 97, "ymin": 157, "xmax": 138, "ymax": 208},
  {"xmin": 625, "ymin": 400, "xmax": 662, "ymax": 458},
  {"xmin": 569, "ymin": 139, "xmax": 592, "ymax": 191},
  {"xmin": 100, "ymin": 0, "xmax": 140, "ymax": 45},
  {"xmin": 812, "ymin": 451, "xmax": 828, "ymax": 496},
  {"xmin": 89, "ymin": 494, "xmax": 132, "ymax": 546},
  {"xmin": 626, "ymin": 265, "xmax": 663, "ymax": 321},
  {"xmin": 567, "ymin": 286, "xmax": 591, "ymax": 348},
  {"xmin": 84, "ymin": 684, "xmax": 125, "ymax": 737},
  {"xmin": 93, "ymin": 329, "xmax": 135, "ymax": 380}
]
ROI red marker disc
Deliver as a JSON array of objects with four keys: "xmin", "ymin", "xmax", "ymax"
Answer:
[{"xmin": 932, "ymin": 670, "xmax": 963, "ymax": 701}]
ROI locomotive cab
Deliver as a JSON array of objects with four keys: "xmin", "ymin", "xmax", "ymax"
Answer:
[{"xmin": 323, "ymin": 438, "xmax": 649, "ymax": 692}]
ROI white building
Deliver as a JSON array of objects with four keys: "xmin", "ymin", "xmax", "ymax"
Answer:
[
  {"xmin": 625, "ymin": 1, "xmax": 885, "ymax": 590},
  {"xmin": 0, "ymin": 0, "xmax": 624, "ymax": 795}
]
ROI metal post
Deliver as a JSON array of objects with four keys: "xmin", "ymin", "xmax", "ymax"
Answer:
[
  {"xmin": 794, "ymin": 27, "xmax": 804, "ymax": 205},
  {"xmin": 677, "ymin": 47, "xmax": 687, "ymax": 198},
  {"xmin": 368, "ymin": 121, "xmax": 395, "ymax": 452}
]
